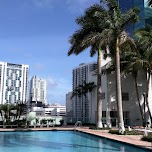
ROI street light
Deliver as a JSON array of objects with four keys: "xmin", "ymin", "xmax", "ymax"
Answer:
[{"xmin": 143, "ymin": 93, "xmax": 146, "ymax": 127}]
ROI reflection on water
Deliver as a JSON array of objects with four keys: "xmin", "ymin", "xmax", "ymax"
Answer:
[{"xmin": 0, "ymin": 131, "xmax": 149, "ymax": 152}]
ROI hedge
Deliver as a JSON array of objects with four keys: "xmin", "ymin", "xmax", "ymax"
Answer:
[{"xmin": 142, "ymin": 135, "xmax": 152, "ymax": 142}]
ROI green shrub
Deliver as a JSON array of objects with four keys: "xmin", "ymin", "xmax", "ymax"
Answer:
[
  {"xmin": 109, "ymin": 129, "xmax": 141, "ymax": 135},
  {"xmin": 109, "ymin": 129, "xmax": 121, "ymax": 134},
  {"xmin": 142, "ymin": 135, "xmax": 152, "ymax": 142},
  {"xmin": 125, "ymin": 130, "xmax": 141, "ymax": 135},
  {"xmin": 89, "ymin": 126, "xmax": 110, "ymax": 130}
]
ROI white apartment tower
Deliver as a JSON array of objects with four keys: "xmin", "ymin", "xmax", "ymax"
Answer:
[
  {"xmin": 72, "ymin": 62, "xmax": 97, "ymax": 123},
  {"xmin": 71, "ymin": 61, "xmax": 148, "ymax": 127},
  {"xmin": 30, "ymin": 76, "xmax": 47, "ymax": 105},
  {"xmin": 0, "ymin": 62, "xmax": 29, "ymax": 104}
]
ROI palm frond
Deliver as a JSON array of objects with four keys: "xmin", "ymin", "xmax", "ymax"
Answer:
[
  {"xmin": 148, "ymin": 0, "xmax": 152, "ymax": 7},
  {"xmin": 121, "ymin": 7, "xmax": 140, "ymax": 29}
]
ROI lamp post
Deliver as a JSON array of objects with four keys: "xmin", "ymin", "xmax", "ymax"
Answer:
[{"xmin": 143, "ymin": 93, "xmax": 146, "ymax": 127}]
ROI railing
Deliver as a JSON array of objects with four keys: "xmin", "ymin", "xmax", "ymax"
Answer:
[{"xmin": 74, "ymin": 121, "xmax": 82, "ymax": 127}]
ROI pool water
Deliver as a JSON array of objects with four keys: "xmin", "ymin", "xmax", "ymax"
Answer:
[{"xmin": 0, "ymin": 131, "xmax": 149, "ymax": 152}]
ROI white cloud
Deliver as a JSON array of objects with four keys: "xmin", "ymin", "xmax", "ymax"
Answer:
[
  {"xmin": 32, "ymin": 0, "xmax": 54, "ymax": 8},
  {"xmin": 45, "ymin": 76, "xmax": 71, "ymax": 105}
]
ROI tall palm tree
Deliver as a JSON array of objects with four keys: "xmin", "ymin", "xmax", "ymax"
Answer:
[
  {"xmin": 95, "ymin": 0, "xmax": 139, "ymax": 133},
  {"xmin": 120, "ymin": 42, "xmax": 145, "ymax": 125},
  {"xmin": 68, "ymin": 2, "xmax": 109, "ymax": 128},
  {"xmin": 71, "ymin": 81, "xmax": 96, "ymax": 123},
  {"xmin": 68, "ymin": 0, "xmax": 139, "ymax": 132},
  {"xmin": 135, "ymin": 25, "xmax": 152, "ymax": 124},
  {"xmin": 71, "ymin": 81, "xmax": 96, "ymax": 98}
]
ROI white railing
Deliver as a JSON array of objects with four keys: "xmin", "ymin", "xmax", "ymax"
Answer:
[{"xmin": 74, "ymin": 121, "xmax": 82, "ymax": 127}]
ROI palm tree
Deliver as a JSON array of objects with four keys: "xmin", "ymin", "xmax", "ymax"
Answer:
[
  {"xmin": 148, "ymin": 0, "xmax": 152, "ymax": 7},
  {"xmin": 71, "ymin": 81, "xmax": 96, "ymax": 98},
  {"xmin": 68, "ymin": 2, "xmax": 109, "ymax": 128},
  {"xmin": 0, "ymin": 103, "xmax": 15, "ymax": 125},
  {"xmin": 135, "ymin": 25, "xmax": 152, "ymax": 125},
  {"xmin": 94, "ymin": 0, "xmax": 139, "ymax": 133},
  {"xmin": 71, "ymin": 81, "xmax": 96, "ymax": 123},
  {"xmin": 68, "ymin": 0, "xmax": 139, "ymax": 132},
  {"xmin": 120, "ymin": 42, "xmax": 145, "ymax": 125},
  {"xmin": 16, "ymin": 101, "xmax": 26, "ymax": 120},
  {"xmin": 0, "ymin": 104, "xmax": 4, "ymax": 122}
]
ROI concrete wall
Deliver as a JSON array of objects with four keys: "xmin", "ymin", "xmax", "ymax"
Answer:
[{"xmin": 88, "ymin": 66, "xmax": 147, "ymax": 127}]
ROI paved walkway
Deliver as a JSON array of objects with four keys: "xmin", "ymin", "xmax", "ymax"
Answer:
[
  {"xmin": 0, "ymin": 126, "xmax": 151, "ymax": 151},
  {"xmin": 76, "ymin": 128, "xmax": 152, "ymax": 151}
]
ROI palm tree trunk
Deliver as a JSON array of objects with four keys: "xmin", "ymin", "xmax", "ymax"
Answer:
[
  {"xmin": 115, "ymin": 38, "xmax": 125, "ymax": 133},
  {"xmin": 0, "ymin": 111, "xmax": 4, "ymax": 122},
  {"xmin": 145, "ymin": 72, "xmax": 152, "ymax": 124},
  {"xmin": 97, "ymin": 49, "xmax": 103, "ymax": 128},
  {"xmin": 134, "ymin": 76, "xmax": 144, "ymax": 125},
  {"xmin": 90, "ymin": 92, "xmax": 92, "ymax": 123}
]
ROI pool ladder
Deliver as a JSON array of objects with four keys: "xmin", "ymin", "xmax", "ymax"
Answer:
[{"xmin": 74, "ymin": 121, "xmax": 82, "ymax": 127}]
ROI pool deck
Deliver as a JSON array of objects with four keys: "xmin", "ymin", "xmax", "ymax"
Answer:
[
  {"xmin": 76, "ymin": 128, "xmax": 152, "ymax": 151},
  {"xmin": 0, "ymin": 126, "xmax": 151, "ymax": 151}
]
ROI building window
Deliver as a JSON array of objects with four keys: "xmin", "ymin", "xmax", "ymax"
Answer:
[
  {"xmin": 110, "ymin": 111, "xmax": 117, "ymax": 118},
  {"xmin": 123, "ymin": 111, "xmax": 129, "ymax": 119},
  {"xmin": 102, "ymin": 111, "xmax": 106, "ymax": 117},
  {"xmin": 122, "ymin": 93, "xmax": 129, "ymax": 101}
]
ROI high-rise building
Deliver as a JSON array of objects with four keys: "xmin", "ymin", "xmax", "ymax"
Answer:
[
  {"xmin": 0, "ymin": 62, "xmax": 29, "ymax": 104},
  {"xmin": 70, "ymin": 61, "xmax": 147, "ymax": 126},
  {"xmin": 29, "ymin": 75, "xmax": 47, "ymax": 106},
  {"xmin": 72, "ymin": 62, "xmax": 97, "ymax": 123},
  {"xmin": 66, "ymin": 92, "xmax": 73, "ymax": 117},
  {"xmin": 118, "ymin": 0, "xmax": 145, "ymax": 35}
]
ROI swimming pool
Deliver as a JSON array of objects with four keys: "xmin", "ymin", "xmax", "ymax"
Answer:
[{"xmin": 0, "ymin": 131, "xmax": 149, "ymax": 152}]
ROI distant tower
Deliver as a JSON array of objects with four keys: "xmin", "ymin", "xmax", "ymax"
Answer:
[
  {"xmin": 29, "ymin": 75, "xmax": 47, "ymax": 106},
  {"xmin": 72, "ymin": 62, "xmax": 97, "ymax": 123},
  {"xmin": 0, "ymin": 61, "xmax": 29, "ymax": 104}
]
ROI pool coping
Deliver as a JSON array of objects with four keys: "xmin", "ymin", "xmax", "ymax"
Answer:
[
  {"xmin": 0, "ymin": 127, "xmax": 151, "ymax": 151},
  {"xmin": 75, "ymin": 128, "xmax": 152, "ymax": 151}
]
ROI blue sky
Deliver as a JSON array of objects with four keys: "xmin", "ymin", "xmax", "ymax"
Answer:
[
  {"xmin": 0, "ymin": 0, "xmax": 99, "ymax": 105},
  {"xmin": 0, "ymin": 0, "xmax": 148, "ymax": 105}
]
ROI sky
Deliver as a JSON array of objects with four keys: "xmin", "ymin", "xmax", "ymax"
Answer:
[
  {"xmin": 0, "ymin": 0, "xmax": 100, "ymax": 105},
  {"xmin": 0, "ymin": 0, "xmax": 148, "ymax": 105}
]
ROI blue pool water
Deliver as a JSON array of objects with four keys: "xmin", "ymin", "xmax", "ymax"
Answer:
[{"xmin": 0, "ymin": 131, "xmax": 149, "ymax": 152}]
